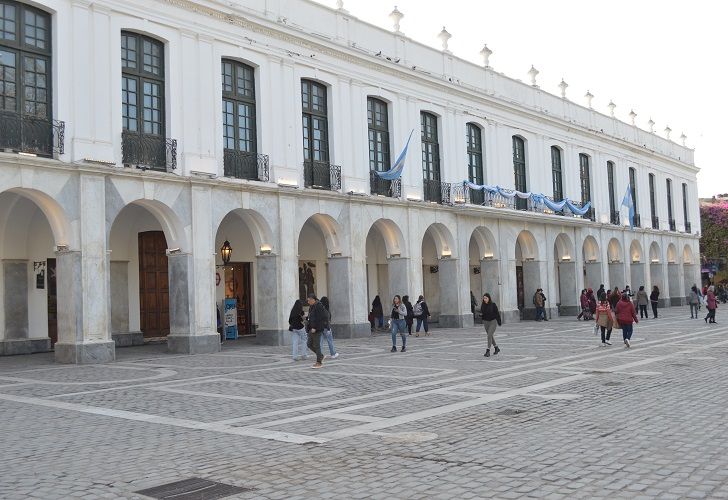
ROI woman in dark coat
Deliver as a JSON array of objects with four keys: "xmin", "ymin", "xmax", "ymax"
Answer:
[
  {"xmin": 480, "ymin": 293, "xmax": 501, "ymax": 357},
  {"xmin": 371, "ymin": 295, "xmax": 384, "ymax": 330},
  {"xmin": 649, "ymin": 286, "xmax": 660, "ymax": 319},
  {"xmin": 402, "ymin": 295, "xmax": 414, "ymax": 335}
]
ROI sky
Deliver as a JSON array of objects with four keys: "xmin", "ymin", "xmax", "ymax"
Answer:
[{"xmin": 312, "ymin": 0, "xmax": 727, "ymax": 197}]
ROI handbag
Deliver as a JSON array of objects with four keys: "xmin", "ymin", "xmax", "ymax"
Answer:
[{"xmin": 592, "ymin": 323, "xmax": 599, "ymax": 336}]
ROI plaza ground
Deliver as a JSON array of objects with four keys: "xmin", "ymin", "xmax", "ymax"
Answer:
[{"xmin": 0, "ymin": 307, "xmax": 726, "ymax": 499}]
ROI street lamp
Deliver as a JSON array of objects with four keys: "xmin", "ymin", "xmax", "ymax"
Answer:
[{"xmin": 220, "ymin": 240, "xmax": 232, "ymax": 265}]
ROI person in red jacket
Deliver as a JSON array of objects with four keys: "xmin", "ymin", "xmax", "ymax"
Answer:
[
  {"xmin": 615, "ymin": 293, "xmax": 639, "ymax": 347},
  {"xmin": 704, "ymin": 286, "xmax": 718, "ymax": 324}
]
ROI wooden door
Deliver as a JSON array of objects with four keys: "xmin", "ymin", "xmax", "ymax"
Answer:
[
  {"xmin": 47, "ymin": 258, "xmax": 57, "ymax": 345},
  {"xmin": 225, "ymin": 263, "xmax": 252, "ymax": 336},
  {"xmin": 516, "ymin": 265, "xmax": 525, "ymax": 311},
  {"xmin": 138, "ymin": 231, "xmax": 170, "ymax": 338}
]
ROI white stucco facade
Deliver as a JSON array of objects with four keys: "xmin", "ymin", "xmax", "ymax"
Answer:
[{"xmin": 0, "ymin": 0, "xmax": 700, "ymax": 362}]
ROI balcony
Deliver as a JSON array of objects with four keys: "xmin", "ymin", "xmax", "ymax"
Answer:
[
  {"xmin": 122, "ymin": 132, "xmax": 177, "ymax": 172},
  {"xmin": 669, "ymin": 219, "xmax": 676, "ymax": 232},
  {"xmin": 423, "ymin": 179, "xmax": 452, "ymax": 204},
  {"xmin": 303, "ymin": 160, "xmax": 341, "ymax": 191},
  {"xmin": 369, "ymin": 171, "xmax": 401, "ymax": 198},
  {"xmin": 651, "ymin": 215, "xmax": 660, "ymax": 230},
  {"xmin": 0, "ymin": 112, "xmax": 65, "ymax": 157},
  {"xmin": 685, "ymin": 222, "xmax": 692, "ymax": 234},
  {"xmin": 223, "ymin": 150, "xmax": 269, "ymax": 181},
  {"xmin": 610, "ymin": 210, "xmax": 621, "ymax": 225},
  {"xmin": 633, "ymin": 214, "xmax": 641, "ymax": 228}
]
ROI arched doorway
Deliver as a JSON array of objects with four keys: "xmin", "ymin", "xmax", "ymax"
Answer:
[
  {"xmin": 0, "ymin": 189, "xmax": 68, "ymax": 355},
  {"xmin": 515, "ymin": 230, "xmax": 542, "ymax": 319},
  {"xmin": 214, "ymin": 209, "xmax": 274, "ymax": 340},
  {"xmin": 469, "ymin": 226, "xmax": 499, "ymax": 314},
  {"xmin": 554, "ymin": 233, "xmax": 578, "ymax": 315},
  {"xmin": 582, "ymin": 236, "xmax": 602, "ymax": 291},
  {"xmin": 629, "ymin": 239, "xmax": 645, "ymax": 291},
  {"xmin": 649, "ymin": 241, "xmax": 665, "ymax": 305},
  {"xmin": 682, "ymin": 245, "xmax": 698, "ymax": 296},
  {"xmin": 607, "ymin": 238, "xmax": 625, "ymax": 289},
  {"xmin": 666, "ymin": 243, "xmax": 681, "ymax": 305},
  {"xmin": 421, "ymin": 223, "xmax": 458, "ymax": 326},
  {"xmin": 365, "ymin": 219, "xmax": 407, "ymax": 326}
]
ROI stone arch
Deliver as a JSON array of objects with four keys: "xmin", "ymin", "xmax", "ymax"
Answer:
[
  {"xmin": 630, "ymin": 239, "xmax": 643, "ymax": 263},
  {"xmin": 607, "ymin": 238, "xmax": 623, "ymax": 263},
  {"xmin": 553, "ymin": 233, "xmax": 574, "ymax": 261},
  {"xmin": 607, "ymin": 238, "xmax": 626, "ymax": 290},
  {"xmin": 666, "ymin": 243, "xmax": 677, "ymax": 264},
  {"xmin": 582, "ymin": 235, "xmax": 602, "ymax": 292},
  {"xmin": 469, "ymin": 226, "xmax": 499, "ymax": 307},
  {"xmin": 214, "ymin": 208, "xmax": 275, "ymax": 256},
  {"xmin": 0, "ymin": 188, "xmax": 72, "ymax": 250},
  {"xmin": 297, "ymin": 213, "xmax": 343, "ymax": 257},
  {"xmin": 683, "ymin": 245, "xmax": 694, "ymax": 264},
  {"xmin": 108, "ymin": 198, "xmax": 188, "ymax": 253},
  {"xmin": 582, "ymin": 236, "xmax": 600, "ymax": 263},
  {"xmin": 470, "ymin": 226, "xmax": 497, "ymax": 259},
  {"xmin": 423, "ymin": 223, "xmax": 456, "ymax": 258},
  {"xmin": 368, "ymin": 218, "xmax": 406, "ymax": 258},
  {"xmin": 649, "ymin": 241, "xmax": 661, "ymax": 263},
  {"xmin": 515, "ymin": 230, "xmax": 539, "ymax": 260}
]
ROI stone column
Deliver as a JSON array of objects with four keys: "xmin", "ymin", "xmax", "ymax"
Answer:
[
  {"xmin": 557, "ymin": 262, "xmax": 578, "ymax": 315},
  {"xmin": 0, "ymin": 260, "xmax": 47, "ymax": 355},
  {"xmin": 255, "ymin": 253, "xmax": 285, "ymax": 345},
  {"xmin": 327, "ymin": 256, "xmax": 369, "ymax": 338},
  {"xmin": 650, "ymin": 262, "xmax": 667, "ymax": 307},
  {"xmin": 387, "ymin": 257, "xmax": 410, "ymax": 300},
  {"xmin": 585, "ymin": 262, "xmax": 603, "ymax": 291},
  {"xmin": 166, "ymin": 253, "xmax": 220, "ymax": 354},
  {"xmin": 437, "ymin": 257, "xmax": 471, "ymax": 328},
  {"xmin": 630, "ymin": 263, "xmax": 645, "ymax": 291},
  {"xmin": 109, "ymin": 260, "xmax": 143, "ymax": 346},
  {"xmin": 608, "ymin": 262, "xmax": 626, "ymax": 289},
  {"xmin": 668, "ymin": 263, "xmax": 682, "ymax": 305},
  {"xmin": 481, "ymin": 259, "xmax": 501, "ymax": 311}
]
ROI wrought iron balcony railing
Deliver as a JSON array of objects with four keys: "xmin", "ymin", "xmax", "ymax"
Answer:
[
  {"xmin": 685, "ymin": 222, "xmax": 692, "ymax": 234},
  {"xmin": 669, "ymin": 219, "xmax": 676, "ymax": 232},
  {"xmin": 303, "ymin": 160, "xmax": 341, "ymax": 191},
  {"xmin": 651, "ymin": 215, "xmax": 660, "ymax": 230},
  {"xmin": 423, "ymin": 179, "xmax": 451, "ymax": 204},
  {"xmin": 610, "ymin": 210, "xmax": 621, "ymax": 225},
  {"xmin": 223, "ymin": 150, "xmax": 269, "ymax": 181},
  {"xmin": 0, "ymin": 112, "xmax": 65, "ymax": 157},
  {"xmin": 122, "ymin": 132, "xmax": 177, "ymax": 172},
  {"xmin": 370, "ymin": 171, "xmax": 401, "ymax": 198}
]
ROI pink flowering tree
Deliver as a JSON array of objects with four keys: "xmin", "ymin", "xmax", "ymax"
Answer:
[{"xmin": 700, "ymin": 200, "xmax": 728, "ymax": 280}]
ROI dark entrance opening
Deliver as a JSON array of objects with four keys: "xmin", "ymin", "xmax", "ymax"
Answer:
[
  {"xmin": 516, "ymin": 265, "xmax": 525, "ymax": 314},
  {"xmin": 224, "ymin": 262, "xmax": 253, "ymax": 336},
  {"xmin": 47, "ymin": 258, "xmax": 57, "ymax": 345},
  {"xmin": 138, "ymin": 231, "xmax": 170, "ymax": 338}
]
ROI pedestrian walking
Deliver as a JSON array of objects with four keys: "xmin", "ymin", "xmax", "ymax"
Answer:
[
  {"xmin": 615, "ymin": 293, "xmax": 639, "ymax": 347},
  {"xmin": 533, "ymin": 288, "xmax": 547, "ymax": 321},
  {"xmin": 470, "ymin": 291, "xmax": 477, "ymax": 314},
  {"xmin": 577, "ymin": 289, "xmax": 587, "ymax": 320},
  {"xmin": 480, "ymin": 293, "xmax": 502, "ymax": 357},
  {"xmin": 624, "ymin": 285, "xmax": 634, "ymax": 299},
  {"xmin": 305, "ymin": 293, "xmax": 327, "ymax": 368},
  {"xmin": 609, "ymin": 287, "xmax": 621, "ymax": 310},
  {"xmin": 414, "ymin": 295, "xmax": 431, "ymax": 336},
  {"xmin": 635, "ymin": 285, "xmax": 649, "ymax": 319},
  {"xmin": 288, "ymin": 299, "xmax": 308, "ymax": 361},
  {"xmin": 595, "ymin": 292, "xmax": 614, "ymax": 347},
  {"xmin": 688, "ymin": 285, "xmax": 700, "ymax": 319},
  {"xmin": 587, "ymin": 289, "xmax": 597, "ymax": 320},
  {"xmin": 597, "ymin": 284, "xmax": 606, "ymax": 300},
  {"xmin": 705, "ymin": 286, "xmax": 718, "ymax": 324},
  {"xmin": 390, "ymin": 295, "xmax": 408, "ymax": 352},
  {"xmin": 318, "ymin": 296, "xmax": 338, "ymax": 359},
  {"xmin": 371, "ymin": 295, "xmax": 384, "ymax": 331},
  {"xmin": 650, "ymin": 286, "xmax": 660, "ymax": 319},
  {"xmin": 402, "ymin": 295, "xmax": 414, "ymax": 336}
]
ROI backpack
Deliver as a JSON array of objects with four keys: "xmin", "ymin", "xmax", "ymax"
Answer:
[{"xmin": 413, "ymin": 302, "xmax": 423, "ymax": 316}]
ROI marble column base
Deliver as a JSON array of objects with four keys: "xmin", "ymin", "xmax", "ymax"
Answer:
[
  {"xmin": 558, "ymin": 305, "xmax": 580, "ymax": 317},
  {"xmin": 167, "ymin": 333, "xmax": 220, "ymax": 354},
  {"xmin": 670, "ymin": 297, "xmax": 685, "ymax": 306},
  {"xmin": 0, "ymin": 338, "xmax": 51, "ymax": 356},
  {"xmin": 438, "ymin": 314, "xmax": 474, "ymax": 329},
  {"xmin": 112, "ymin": 331, "xmax": 145, "ymax": 347},
  {"xmin": 256, "ymin": 329, "xmax": 289, "ymax": 346},
  {"xmin": 331, "ymin": 322, "xmax": 371, "ymax": 339},
  {"xmin": 657, "ymin": 298, "xmax": 670, "ymax": 308},
  {"xmin": 54, "ymin": 341, "xmax": 115, "ymax": 364},
  {"xmin": 500, "ymin": 310, "xmax": 520, "ymax": 324}
]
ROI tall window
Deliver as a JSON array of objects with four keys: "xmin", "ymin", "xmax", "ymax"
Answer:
[
  {"xmin": 512, "ymin": 136, "xmax": 527, "ymax": 209},
  {"xmin": 421, "ymin": 111, "xmax": 440, "ymax": 181},
  {"xmin": 551, "ymin": 146, "xmax": 563, "ymax": 202},
  {"xmin": 607, "ymin": 161, "xmax": 617, "ymax": 220},
  {"xmin": 666, "ymin": 178, "xmax": 674, "ymax": 230},
  {"xmin": 629, "ymin": 167, "xmax": 639, "ymax": 219},
  {"xmin": 682, "ymin": 182, "xmax": 689, "ymax": 229},
  {"xmin": 301, "ymin": 79, "xmax": 329, "ymax": 163},
  {"xmin": 222, "ymin": 60, "xmax": 256, "ymax": 154},
  {"xmin": 121, "ymin": 32, "xmax": 165, "ymax": 137},
  {"xmin": 648, "ymin": 173, "xmax": 657, "ymax": 227},
  {"xmin": 0, "ymin": 1, "xmax": 55, "ymax": 155},
  {"xmin": 367, "ymin": 97, "xmax": 389, "ymax": 171},
  {"xmin": 579, "ymin": 153, "xmax": 592, "ymax": 219},
  {"xmin": 466, "ymin": 123, "xmax": 483, "ymax": 185}
]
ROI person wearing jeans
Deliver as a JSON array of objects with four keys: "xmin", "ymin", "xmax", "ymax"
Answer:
[
  {"xmin": 319, "ymin": 296, "xmax": 338, "ymax": 359},
  {"xmin": 615, "ymin": 293, "xmax": 639, "ymax": 348},
  {"xmin": 306, "ymin": 293, "xmax": 327, "ymax": 368},
  {"xmin": 688, "ymin": 285, "xmax": 700, "ymax": 319},
  {"xmin": 288, "ymin": 299, "xmax": 308, "ymax": 361},
  {"xmin": 390, "ymin": 295, "xmax": 408, "ymax": 352},
  {"xmin": 414, "ymin": 295, "xmax": 431, "ymax": 336}
]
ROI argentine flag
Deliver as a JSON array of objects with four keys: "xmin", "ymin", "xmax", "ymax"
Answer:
[
  {"xmin": 374, "ymin": 129, "xmax": 414, "ymax": 181},
  {"xmin": 622, "ymin": 184, "xmax": 635, "ymax": 229}
]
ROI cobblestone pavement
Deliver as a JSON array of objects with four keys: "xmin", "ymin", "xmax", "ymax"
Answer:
[{"xmin": 1, "ymin": 308, "xmax": 727, "ymax": 499}]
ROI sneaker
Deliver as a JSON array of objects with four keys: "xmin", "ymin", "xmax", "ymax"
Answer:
[
  {"xmin": 415, "ymin": 333, "xmax": 420, "ymax": 337},
  {"xmin": 401, "ymin": 346, "xmax": 406, "ymax": 352},
  {"xmin": 494, "ymin": 346, "xmax": 500, "ymax": 355},
  {"xmin": 605, "ymin": 341, "xmax": 612, "ymax": 346},
  {"xmin": 331, "ymin": 353, "xmax": 339, "ymax": 359},
  {"xmin": 390, "ymin": 346, "xmax": 397, "ymax": 352},
  {"xmin": 484, "ymin": 349, "xmax": 490, "ymax": 357},
  {"xmin": 312, "ymin": 363, "xmax": 322, "ymax": 369},
  {"xmin": 625, "ymin": 339, "xmax": 631, "ymax": 348}
]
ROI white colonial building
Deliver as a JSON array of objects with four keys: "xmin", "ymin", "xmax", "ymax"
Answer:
[{"xmin": 0, "ymin": 0, "xmax": 700, "ymax": 363}]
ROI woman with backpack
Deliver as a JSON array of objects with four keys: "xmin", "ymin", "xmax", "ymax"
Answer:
[
  {"xmin": 288, "ymin": 300, "xmax": 308, "ymax": 361},
  {"xmin": 594, "ymin": 292, "xmax": 614, "ymax": 347},
  {"xmin": 319, "ymin": 296, "xmax": 338, "ymax": 359},
  {"xmin": 402, "ymin": 295, "xmax": 414, "ymax": 336},
  {"xmin": 414, "ymin": 295, "xmax": 431, "ymax": 336},
  {"xmin": 390, "ymin": 295, "xmax": 408, "ymax": 352},
  {"xmin": 480, "ymin": 293, "xmax": 501, "ymax": 357},
  {"xmin": 650, "ymin": 286, "xmax": 660, "ymax": 319}
]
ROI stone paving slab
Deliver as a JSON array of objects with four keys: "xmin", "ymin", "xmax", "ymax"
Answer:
[{"xmin": 1, "ymin": 309, "xmax": 727, "ymax": 498}]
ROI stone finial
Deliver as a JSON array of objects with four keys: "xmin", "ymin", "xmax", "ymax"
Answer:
[
  {"xmin": 438, "ymin": 26, "xmax": 452, "ymax": 52},
  {"xmin": 336, "ymin": 0, "xmax": 345, "ymax": 10},
  {"xmin": 558, "ymin": 79, "xmax": 568, "ymax": 99},
  {"xmin": 628, "ymin": 109, "xmax": 637, "ymax": 125},
  {"xmin": 664, "ymin": 125, "xmax": 672, "ymax": 140},
  {"xmin": 607, "ymin": 100, "xmax": 616, "ymax": 117},
  {"xmin": 480, "ymin": 44, "xmax": 492, "ymax": 68},
  {"xmin": 680, "ymin": 132, "xmax": 687, "ymax": 146},
  {"xmin": 585, "ymin": 90, "xmax": 594, "ymax": 109},
  {"xmin": 648, "ymin": 118, "xmax": 655, "ymax": 133},
  {"xmin": 528, "ymin": 65, "xmax": 539, "ymax": 87},
  {"xmin": 389, "ymin": 6, "xmax": 403, "ymax": 33}
]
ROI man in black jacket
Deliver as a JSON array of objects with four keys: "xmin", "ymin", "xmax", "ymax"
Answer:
[{"xmin": 306, "ymin": 293, "xmax": 327, "ymax": 369}]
